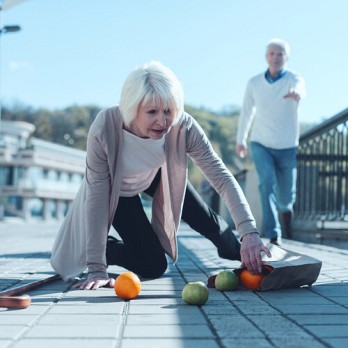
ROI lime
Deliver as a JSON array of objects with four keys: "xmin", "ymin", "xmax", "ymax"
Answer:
[
  {"xmin": 182, "ymin": 281, "xmax": 209, "ymax": 305},
  {"xmin": 215, "ymin": 270, "xmax": 239, "ymax": 291}
]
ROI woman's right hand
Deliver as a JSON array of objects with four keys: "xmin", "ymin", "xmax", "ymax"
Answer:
[
  {"xmin": 73, "ymin": 276, "xmax": 115, "ymax": 290},
  {"xmin": 240, "ymin": 232, "xmax": 271, "ymax": 274}
]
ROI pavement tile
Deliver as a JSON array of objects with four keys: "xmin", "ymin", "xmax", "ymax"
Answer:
[
  {"xmin": 12, "ymin": 338, "xmax": 117, "ymax": 348},
  {"xmin": 258, "ymin": 288, "xmax": 317, "ymax": 298},
  {"xmin": 0, "ymin": 305, "xmax": 52, "ymax": 315},
  {"xmin": 289, "ymin": 314, "xmax": 348, "ymax": 325},
  {"xmin": 56, "ymin": 295, "xmax": 120, "ymax": 305},
  {"xmin": 201, "ymin": 303, "xmax": 239, "ymax": 315},
  {"xmin": 37, "ymin": 313, "xmax": 121, "ymax": 325},
  {"xmin": 0, "ymin": 315, "xmax": 38, "ymax": 326},
  {"xmin": 129, "ymin": 297, "xmax": 183, "ymax": 305},
  {"xmin": 0, "ymin": 326, "xmax": 28, "ymax": 340},
  {"xmin": 122, "ymin": 324, "xmax": 214, "ymax": 338},
  {"xmin": 324, "ymin": 338, "xmax": 348, "ymax": 348},
  {"xmin": 269, "ymin": 337, "xmax": 327, "ymax": 348},
  {"xmin": 207, "ymin": 315, "xmax": 264, "ymax": 338},
  {"xmin": 248, "ymin": 314, "xmax": 313, "ymax": 338},
  {"xmin": 48, "ymin": 303, "xmax": 124, "ymax": 314},
  {"xmin": 125, "ymin": 313, "xmax": 207, "ymax": 325},
  {"xmin": 304, "ymin": 324, "xmax": 348, "ymax": 338},
  {"xmin": 121, "ymin": 338, "xmax": 220, "ymax": 348},
  {"xmin": 24, "ymin": 325, "xmax": 119, "ymax": 338},
  {"xmin": 2, "ymin": 221, "xmax": 348, "ymax": 347},
  {"xmin": 270, "ymin": 304, "xmax": 348, "ymax": 314},
  {"xmin": 261, "ymin": 296, "xmax": 333, "ymax": 305},
  {"xmin": 0, "ymin": 340, "xmax": 12, "ymax": 348},
  {"xmin": 221, "ymin": 338, "xmax": 274, "ymax": 348},
  {"xmin": 330, "ymin": 297, "xmax": 348, "ymax": 305},
  {"xmin": 232, "ymin": 302, "xmax": 280, "ymax": 315},
  {"xmin": 127, "ymin": 304, "xmax": 203, "ymax": 315},
  {"xmin": 310, "ymin": 284, "xmax": 348, "ymax": 296}
]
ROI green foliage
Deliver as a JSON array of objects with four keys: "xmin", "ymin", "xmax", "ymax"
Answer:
[
  {"xmin": 184, "ymin": 105, "xmax": 241, "ymax": 188},
  {"xmin": 2, "ymin": 103, "xmax": 100, "ymax": 150},
  {"xmin": 2, "ymin": 102, "xmax": 315, "ymax": 192}
]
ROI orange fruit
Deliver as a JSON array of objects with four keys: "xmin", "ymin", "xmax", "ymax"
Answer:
[
  {"xmin": 114, "ymin": 271, "xmax": 141, "ymax": 300},
  {"xmin": 239, "ymin": 265, "xmax": 273, "ymax": 291}
]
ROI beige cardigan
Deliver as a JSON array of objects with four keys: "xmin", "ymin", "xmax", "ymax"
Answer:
[{"xmin": 50, "ymin": 106, "xmax": 258, "ymax": 281}]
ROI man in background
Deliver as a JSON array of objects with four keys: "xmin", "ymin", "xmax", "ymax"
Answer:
[{"xmin": 236, "ymin": 38, "xmax": 306, "ymax": 245}]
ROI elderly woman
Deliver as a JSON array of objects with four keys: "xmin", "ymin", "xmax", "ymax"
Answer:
[{"xmin": 51, "ymin": 61, "xmax": 270, "ymax": 290}]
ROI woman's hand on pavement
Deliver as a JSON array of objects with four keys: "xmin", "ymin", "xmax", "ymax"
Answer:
[
  {"xmin": 73, "ymin": 276, "xmax": 115, "ymax": 290},
  {"xmin": 240, "ymin": 232, "xmax": 271, "ymax": 274}
]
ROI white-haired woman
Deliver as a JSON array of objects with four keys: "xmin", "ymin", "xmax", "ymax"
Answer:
[
  {"xmin": 236, "ymin": 38, "xmax": 306, "ymax": 245},
  {"xmin": 51, "ymin": 61, "xmax": 270, "ymax": 290}
]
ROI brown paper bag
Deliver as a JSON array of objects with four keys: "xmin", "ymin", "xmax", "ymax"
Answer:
[{"xmin": 235, "ymin": 243, "xmax": 322, "ymax": 291}]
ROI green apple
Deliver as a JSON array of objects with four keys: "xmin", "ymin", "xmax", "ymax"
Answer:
[
  {"xmin": 215, "ymin": 270, "xmax": 239, "ymax": 291},
  {"xmin": 182, "ymin": 281, "xmax": 209, "ymax": 305}
]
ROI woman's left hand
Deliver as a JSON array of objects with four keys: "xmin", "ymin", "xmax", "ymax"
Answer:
[
  {"xmin": 240, "ymin": 232, "xmax": 271, "ymax": 274},
  {"xmin": 73, "ymin": 277, "xmax": 115, "ymax": 290}
]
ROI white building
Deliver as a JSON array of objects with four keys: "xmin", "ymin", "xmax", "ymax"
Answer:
[{"xmin": 0, "ymin": 120, "xmax": 85, "ymax": 220}]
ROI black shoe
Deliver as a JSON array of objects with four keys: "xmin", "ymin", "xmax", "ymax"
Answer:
[
  {"xmin": 217, "ymin": 230, "xmax": 241, "ymax": 261},
  {"xmin": 270, "ymin": 237, "xmax": 281, "ymax": 246}
]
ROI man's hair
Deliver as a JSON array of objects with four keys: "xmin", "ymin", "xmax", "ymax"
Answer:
[{"xmin": 266, "ymin": 38, "xmax": 290, "ymax": 58}]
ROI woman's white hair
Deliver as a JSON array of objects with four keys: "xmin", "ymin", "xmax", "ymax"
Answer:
[
  {"xmin": 266, "ymin": 38, "xmax": 290, "ymax": 58},
  {"xmin": 119, "ymin": 61, "xmax": 184, "ymax": 126}
]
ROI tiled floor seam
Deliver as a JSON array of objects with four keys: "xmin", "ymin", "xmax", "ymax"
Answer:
[
  {"xmin": 176, "ymin": 247, "xmax": 279, "ymax": 347},
  {"xmin": 309, "ymin": 284, "xmax": 348, "ymax": 309},
  {"xmin": 253, "ymin": 291, "xmax": 333, "ymax": 347},
  {"xmin": 113, "ymin": 301, "xmax": 130, "ymax": 348},
  {"xmin": 3, "ymin": 282, "xmax": 73, "ymax": 348},
  {"xmin": 175, "ymin": 256, "xmax": 225, "ymax": 348},
  {"xmin": 0, "ymin": 265, "xmax": 52, "ymax": 292},
  {"xmin": 177, "ymin": 238, "xmax": 331, "ymax": 347},
  {"xmin": 174, "ymin": 261, "xmax": 226, "ymax": 348}
]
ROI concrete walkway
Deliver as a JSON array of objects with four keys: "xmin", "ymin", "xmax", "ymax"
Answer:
[{"xmin": 1, "ymin": 221, "xmax": 348, "ymax": 348}]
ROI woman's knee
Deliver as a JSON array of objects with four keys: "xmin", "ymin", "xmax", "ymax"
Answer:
[{"xmin": 137, "ymin": 253, "xmax": 168, "ymax": 279}]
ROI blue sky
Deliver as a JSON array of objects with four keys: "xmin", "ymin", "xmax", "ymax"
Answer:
[{"xmin": 1, "ymin": 0, "xmax": 348, "ymax": 124}]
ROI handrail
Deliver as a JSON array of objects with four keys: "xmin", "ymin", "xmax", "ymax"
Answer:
[
  {"xmin": 295, "ymin": 108, "xmax": 348, "ymax": 223},
  {"xmin": 299, "ymin": 107, "xmax": 348, "ymax": 142}
]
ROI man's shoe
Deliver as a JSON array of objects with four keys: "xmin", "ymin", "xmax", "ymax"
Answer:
[{"xmin": 270, "ymin": 237, "xmax": 281, "ymax": 246}]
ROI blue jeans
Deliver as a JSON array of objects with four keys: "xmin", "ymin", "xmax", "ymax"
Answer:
[{"xmin": 250, "ymin": 142, "xmax": 297, "ymax": 239}]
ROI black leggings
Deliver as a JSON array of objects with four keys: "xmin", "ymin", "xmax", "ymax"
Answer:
[{"xmin": 107, "ymin": 171, "xmax": 241, "ymax": 278}]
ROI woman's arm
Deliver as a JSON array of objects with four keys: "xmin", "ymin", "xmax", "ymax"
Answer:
[
  {"xmin": 186, "ymin": 116, "xmax": 271, "ymax": 273},
  {"xmin": 78, "ymin": 119, "xmax": 113, "ymax": 289}
]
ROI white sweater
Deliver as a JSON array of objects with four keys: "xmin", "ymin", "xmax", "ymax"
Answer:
[{"xmin": 237, "ymin": 70, "xmax": 306, "ymax": 149}]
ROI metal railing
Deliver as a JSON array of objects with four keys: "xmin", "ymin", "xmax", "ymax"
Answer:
[{"xmin": 295, "ymin": 108, "xmax": 348, "ymax": 223}]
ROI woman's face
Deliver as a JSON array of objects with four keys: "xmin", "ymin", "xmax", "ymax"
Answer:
[
  {"xmin": 266, "ymin": 44, "xmax": 287, "ymax": 74},
  {"xmin": 128, "ymin": 101, "xmax": 176, "ymax": 139}
]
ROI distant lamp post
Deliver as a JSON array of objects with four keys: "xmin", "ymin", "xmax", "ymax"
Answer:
[
  {"xmin": 0, "ymin": 24, "xmax": 21, "ymax": 145},
  {"xmin": 0, "ymin": 0, "xmax": 24, "ymax": 144},
  {"xmin": 0, "ymin": 24, "xmax": 20, "ymax": 33}
]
